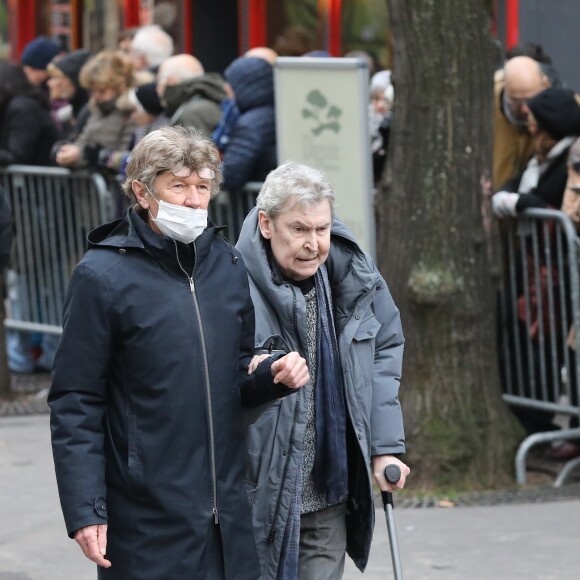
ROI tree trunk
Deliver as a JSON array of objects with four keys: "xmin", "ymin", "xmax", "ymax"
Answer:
[{"xmin": 378, "ymin": 0, "xmax": 522, "ymax": 490}]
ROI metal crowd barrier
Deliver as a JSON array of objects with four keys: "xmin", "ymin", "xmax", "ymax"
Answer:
[
  {"xmin": 0, "ymin": 166, "xmax": 261, "ymax": 336},
  {"xmin": 498, "ymin": 208, "xmax": 580, "ymax": 486},
  {"xmin": 210, "ymin": 181, "xmax": 261, "ymax": 243},
  {"xmin": 1, "ymin": 165, "xmax": 117, "ymax": 334}
]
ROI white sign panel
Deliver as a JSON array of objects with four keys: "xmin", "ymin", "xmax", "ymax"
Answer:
[{"xmin": 274, "ymin": 57, "xmax": 374, "ymax": 256}]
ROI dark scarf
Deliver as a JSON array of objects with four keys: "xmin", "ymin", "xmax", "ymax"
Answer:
[
  {"xmin": 313, "ymin": 265, "xmax": 348, "ymax": 504},
  {"xmin": 265, "ymin": 244, "xmax": 348, "ymax": 504}
]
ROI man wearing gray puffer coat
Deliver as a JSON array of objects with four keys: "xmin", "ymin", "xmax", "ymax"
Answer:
[{"xmin": 237, "ymin": 161, "xmax": 410, "ymax": 580}]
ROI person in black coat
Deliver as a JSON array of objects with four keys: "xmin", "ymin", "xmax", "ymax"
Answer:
[
  {"xmin": 0, "ymin": 185, "xmax": 14, "ymax": 272},
  {"xmin": 222, "ymin": 55, "xmax": 277, "ymax": 192},
  {"xmin": 492, "ymin": 87, "xmax": 580, "ymax": 216},
  {"xmin": 20, "ymin": 35, "xmax": 62, "ymax": 101},
  {"xmin": 47, "ymin": 49, "xmax": 93, "ymax": 141},
  {"xmin": 48, "ymin": 126, "xmax": 309, "ymax": 579},
  {"xmin": 0, "ymin": 62, "xmax": 62, "ymax": 374},
  {"xmin": 0, "ymin": 62, "xmax": 60, "ymax": 166}
]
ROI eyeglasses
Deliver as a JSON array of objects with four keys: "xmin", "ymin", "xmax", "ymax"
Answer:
[
  {"xmin": 505, "ymin": 95, "xmax": 528, "ymax": 108},
  {"xmin": 197, "ymin": 167, "xmax": 215, "ymax": 180}
]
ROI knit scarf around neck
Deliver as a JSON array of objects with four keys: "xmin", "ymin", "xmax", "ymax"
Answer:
[{"xmin": 313, "ymin": 265, "xmax": 348, "ymax": 505}]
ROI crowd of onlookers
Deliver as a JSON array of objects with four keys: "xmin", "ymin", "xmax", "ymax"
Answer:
[
  {"xmin": 490, "ymin": 43, "xmax": 580, "ymax": 461},
  {"xmin": 2, "ymin": 26, "xmax": 395, "ymax": 194},
  {"xmin": 2, "ymin": 29, "xmax": 579, "ymax": 457},
  {"xmin": 1, "ymin": 26, "xmax": 274, "ymax": 194},
  {"xmin": 0, "ymin": 25, "xmax": 394, "ymax": 377}
]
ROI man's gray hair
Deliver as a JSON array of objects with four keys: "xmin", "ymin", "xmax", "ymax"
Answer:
[
  {"xmin": 122, "ymin": 126, "xmax": 222, "ymax": 204},
  {"xmin": 132, "ymin": 25, "xmax": 174, "ymax": 68},
  {"xmin": 256, "ymin": 161, "xmax": 335, "ymax": 219}
]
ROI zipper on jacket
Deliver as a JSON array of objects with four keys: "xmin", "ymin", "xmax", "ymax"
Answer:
[{"xmin": 175, "ymin": 242, "xmax": 220, "ymax": 525}]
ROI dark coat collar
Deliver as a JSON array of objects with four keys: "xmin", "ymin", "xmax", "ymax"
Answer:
[{"xmin": 87, "ymin": 206, "xmax": 226, "ymax": 274}]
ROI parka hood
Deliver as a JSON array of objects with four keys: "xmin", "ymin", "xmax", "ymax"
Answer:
[
  {"xmin": 162, "ymin": 73, "xmax": 227, "ymax": 116},
  {"xmin": 225, "ymin": 57, "xmax": 274, "ymax": 113},
  {"xmin": 87, "ymin": 208, "xmax": 144, "ymax": 250},
  {"xmin": 236, "ymin": 207, "xmax": 378, "ymax": 294}
]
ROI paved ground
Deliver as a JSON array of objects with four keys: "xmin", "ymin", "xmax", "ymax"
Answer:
[{"xmin": 1, "ymin": 413, "xmax": 580, "ymax": 579}]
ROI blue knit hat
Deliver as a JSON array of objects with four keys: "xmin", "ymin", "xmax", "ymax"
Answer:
[{"xmin": 21, "ymin": 36, "xmax": 60, "ymax": 70}]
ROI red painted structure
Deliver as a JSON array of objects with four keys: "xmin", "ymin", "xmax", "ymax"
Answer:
[
  {"xmin": 10, "ymin": 1, "xmax": 520, "ymax": 64},
  {"xmin": 505, "ymin": 0, "xmax": 519, "ymax": 48},
  {"xmin": 246, "ymin": 0, "xmax": 267, "ymax": 49},
  {"xmin": 328, "ymin": 0, "xmax": 342, "ymax": 56},
  {"xmin": 123, "ymin": 1, "xmax": 140, "ymax": 28},
  {"xmin": 10, "ymin": 0, "xmax": 36, "ymax": 60}
]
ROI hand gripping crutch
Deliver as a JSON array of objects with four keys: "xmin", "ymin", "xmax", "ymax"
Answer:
[{"xmin": 381, "ymin": 464, "xmax": 403, "ymax": 580}]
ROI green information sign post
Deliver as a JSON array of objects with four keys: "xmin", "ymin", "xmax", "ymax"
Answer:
[{"xmin": 274, "ymin": 57, "xmax": 375, "ymax": 256}]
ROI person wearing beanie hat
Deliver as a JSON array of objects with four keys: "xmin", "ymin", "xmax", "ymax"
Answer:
[
  {"xmin": 20, "ymin": 36, "xmax": 61, "ymax": 88},
  {"xmin": 492, "ymin": 87, "xmax": 580, "ymax": 218},
  {"xmin": 51, "ymin": 49, "xmax": 93, "ymax": 89},
  {"xmin": 526, "ymin": 87, "xmax": 580, "ymax": 141},
  {"xmin": 47, "ymin": 49, "xmax": 94, "ymax": 140},
  {"xmin": 134, "ymin": 82, "xmax": 164, "ymax": 116}
]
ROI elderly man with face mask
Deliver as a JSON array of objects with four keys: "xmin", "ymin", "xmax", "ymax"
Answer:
[
  {"xmin": 236, "ymin": 161, "xmax": 410, "ymax": 580},
  {"xmin": 49, "ymin": 126, "xmax": 308, "ymax": 580}
]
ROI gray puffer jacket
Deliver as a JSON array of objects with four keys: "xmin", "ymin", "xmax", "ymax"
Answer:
[
  {"xmin": 73, "ymin": 93, "xmax": 136, "ymax": 167},
  {"xmin": 236, "ymin": 208, "xmax": 405, "ymax": 577}
]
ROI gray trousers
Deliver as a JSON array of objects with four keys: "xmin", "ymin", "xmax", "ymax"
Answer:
[{"xmin": 298, "ymin": 502, "xmax": 347, "ymax": 580}]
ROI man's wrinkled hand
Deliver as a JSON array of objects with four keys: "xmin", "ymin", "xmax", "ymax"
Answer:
[
  {"xmin": 271, "ymin": 352, "xmax": 309, "ymax": 389},
  {"xmin": 372, "ymin": 455, "xmax": 411, "ymax": 492},
  {"xmin": 74, "ymin": 524, "xmax": 111, "ymax": 568}
]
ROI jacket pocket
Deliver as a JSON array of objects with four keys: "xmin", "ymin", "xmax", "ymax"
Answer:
[
  {"xmin": 245, "ymin": 399, "xmax": 283, "ymax": 486},
  {"xmin": 254, "ymin": 334, "xmax": 291, "ymax": 356},
  {"xmin": 351, "ymin": 315, "xmax": 381, "ymax": 388},
  {"xmin": 244, "ymin": 480, "xmax": 259, "ymax": 507}
]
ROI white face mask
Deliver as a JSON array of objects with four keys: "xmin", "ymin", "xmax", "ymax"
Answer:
[{"xmin": 146, "ymin": 187, "xmax": 208, "ymax": 244}]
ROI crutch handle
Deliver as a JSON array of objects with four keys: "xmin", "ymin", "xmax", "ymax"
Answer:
[
  {"xmin": 382, "ymin": 464, "xmax": 401, "ymax": 508},
  {"xmin": 385, "ymin": 463, "xmax": 401, "ymax": 484}
]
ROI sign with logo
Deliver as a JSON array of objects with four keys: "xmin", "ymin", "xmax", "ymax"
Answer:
[{"xmin": 274, "ymin": 57, "xmax": 374, "ymax": 256}]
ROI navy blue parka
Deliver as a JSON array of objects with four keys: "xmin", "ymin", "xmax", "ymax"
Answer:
[
  {"xmin": 49, "ymin": 208, "xmax": 278, "ymax": 579},
  {"xmin": 222, "ymin": 57, "xmax": 277, "ymax": 192}
]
